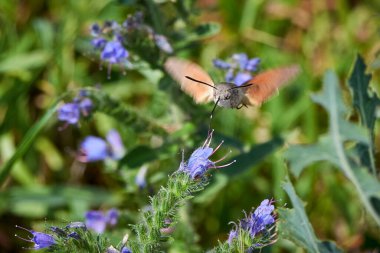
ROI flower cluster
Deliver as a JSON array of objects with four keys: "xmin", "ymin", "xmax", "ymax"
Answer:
[
  {"xmin": 213, "ymin": 53, "xmax": 261, "ymax": 86},
  {"xmin": 90, "ymin": 21, "xmax": 129, "ymax": 76},
  {"xmin": 85, "ymin": 208, "xmax": 119, "ymax": 233},
  {"xmin": 15, "ymin": 222, "xmax": 88, "ymax": 250},
  {"xmin": 90, "ymin": 12, "xmax": 173, "ymax": 77},
  {"xmin": 179, "ymin": 131, "xmax": 235, "ymax": 179},
  {"xmin": 227, "ymin": 199, "xmax": 277, "ymax": 249},
  {"xmin": 57, "ymin": 91, "xmax": 93, "ymax": 126},
  {"xmin": 79, "ymin": 129, "xmax": 125, "ymax": 162}
]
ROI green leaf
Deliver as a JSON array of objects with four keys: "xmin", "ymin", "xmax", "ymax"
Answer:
[
  {"xmin": 0, "ymin": 101, "xmax": 59, "ymax": 187},
  {"xmin": 285, "ymin": 69, "xmax": 380, "ymax": 226},
  {"xmin": 348, "ymin": 55, "xmax": 379, "ymax": 174},
  {"xmin": 223, "ymin": 137, "xmax": 283, "ymax": 176},
  {"xmin": 122, "ymin": 146, "xmax": 159, "ymax": 169},
  {"xmin": 0, "ymin": 50, "xmax": 51, "ymax": 72},
  {"xmin": 193, "ymin": 22, "xmax": 221, "ymax": 39},
  {"xmin": 278, "ymin": 179, "xmax": 343, "ymax": 253},
  {"xmin": 193, "ymin": 174, "xmax": 228, "ymax": 204}
]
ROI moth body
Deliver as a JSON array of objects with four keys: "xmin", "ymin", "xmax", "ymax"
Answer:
[
  {"xmin": 214, "ymin": 83, "xmax": 245, "ymax": 108},
  {"xmin": 164, "ymin": 57, "xmax": 300, "ymax": 109}
]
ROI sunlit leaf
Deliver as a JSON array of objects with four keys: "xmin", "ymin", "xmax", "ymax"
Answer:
[
  {"xmin": 285, "ymin": 68, "xmax": 380, "ymax": 226},
  {"xmin": 348, "ymin": 55, "xmax": 379, "ymax": 174},
  {"xmin": 278, "ymin": 179, "xmax": 343, "ymax": 253}
]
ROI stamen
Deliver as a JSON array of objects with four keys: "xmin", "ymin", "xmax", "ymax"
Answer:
[
  {"xmin": 214, "ymin": 159, "xmax": 236, "ymax": 169},
  {"xmin": 202, "ymin": 129, "xmax": 214, "ymax": 148},
  {"xmin": 14, "ymin": 234, "xmax": 32, "ymax": 243},
  {"xmin": 211, "ymin": 140, "xmax": 224, "ymax": 155},
  {"xmin": 213, "ymin": 150, "xmax": 231, "ymax": 163}
]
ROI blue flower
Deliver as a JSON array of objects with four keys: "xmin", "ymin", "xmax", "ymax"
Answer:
[
  {"xmin": 213, "ymin": 59, "xmax": 231, "ymax": 70},
  {"xmin": 79, "ymin": 98, "xmax": 93, "ymax": 117},
  {"xmin": 245, "ymin": 58, "xmax": 260, "ymax": 72},
  {"xmin": 101, "ymin": 40, "xmax": 129, "ymax": 64},
  {"xmin": 66, "ymin": 222, "xmax": 87, "ymax": 230},
  {"xmin": 81, "ymin": 136, "xmax": 109, "ymax": 162},
  {"xmin": 57, "ymin": 103, "xmax": 80, "ymax": 125},
  {"xmin": 15, "ymin": 225, "xmax": 55, "ymax": 249},
  {"xmin": 227, "ymin": 229, "xmax": 238, "ymax": 245},
  {"xmin": 85, "ymin": 210, "xmax": 107, "ymax": 233},
  {"xmin": 179, "ymin": 131, "xmax": 235, "ymax": 179},
  {"xmin": 107, "ymin": 208, "xmax": 119, "ymax": 226},
  {"xmin": 213, "ymin": 53, "xmax": 261, "ymax": 86},
  {"xmin": 91, "ymin": 37, "xmax": 107, "ymax": 49},
  {"xmin": 241, "ymin": 199, "xmax": 276, "ymax": 239},
  {"xmin": 80, "ymin": 130, "xmax": 125, "ymax": 163},
  {"xmin": 106, "ymin": 130, "xmax": 125, "ymax": 160},
  {"xmin": 135, "ymin": 165, "xmax": 148, "ymax": 189},
  {"xmin": 121, "ymin": 246, "xmax": 133, "ymax": 253},
  {"xmin": 154, "ymin": 34, "xmax": 173, "ymax": 53},
  {"xmin": 85, "ymin": 209, "xmax": 119, "ymax": 233},
  {"xmin": 90, "ymin": 23, "xmax": 101, "ymax": 36},
  {"xmin": 233, "ymin": 72, "xmax": 252, "ymax": 86},
  {"xmin": 232, "ymin": 53, "xmax": 249, "ymax": 70},
  {"xmin": 58, "ymin": 94, "xmax": 93, "ymax": 126}
]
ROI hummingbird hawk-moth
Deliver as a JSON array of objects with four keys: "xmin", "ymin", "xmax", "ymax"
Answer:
[{"xmin": 164, "ymin": 57, "xmax": 300, "ymax": 109}]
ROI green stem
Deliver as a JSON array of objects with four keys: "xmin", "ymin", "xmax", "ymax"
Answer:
[
  {"xmin": 0, "ymin": 92, "xmax": 70, "ymax": 188},
  {"xmin": 144, "ymin": 0, "xmax": 164, "ymax": 34}
]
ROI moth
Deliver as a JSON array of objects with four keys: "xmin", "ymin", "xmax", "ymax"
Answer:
[{"xmin": 164, "ymin": 57, "xmax": 300, "ymax": 110}]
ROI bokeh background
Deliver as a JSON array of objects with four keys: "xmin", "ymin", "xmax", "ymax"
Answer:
[{"xmin": 0, "ymin": 0, "xmax": 379, "ymax": 252}]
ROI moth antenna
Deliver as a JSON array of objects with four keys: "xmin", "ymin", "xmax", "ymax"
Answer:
[
  {"xmin": 185, "ymin": 76, "xmax": 217, "ymax": 89},
  {"xmin": 228, "ymin": 83, "xmax": 254, "ymax": 90}
]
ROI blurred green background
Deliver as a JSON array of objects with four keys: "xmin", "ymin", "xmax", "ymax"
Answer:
[{"xmin": 0, "ymin": 0, "xmax": 379, "ymax": 252}]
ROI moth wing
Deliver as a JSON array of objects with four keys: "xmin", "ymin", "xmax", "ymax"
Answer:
[
  {"xmin": 243, "ymin": 65, "xmax": 300, "ymax": 106},
  {"xmin": 164, "ymin": 57, "xmax": 215, "ymax": 103}
]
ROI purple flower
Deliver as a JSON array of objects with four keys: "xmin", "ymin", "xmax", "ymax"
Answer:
[
  {"xmin": 101, "ymin": 40, "xmax": 129, "ymax": 64},
  {"xmin": 80, "ymin": 130, "xmax": 125, "ymax": 163},
  {"xmin": 245, "ymin": 58, "xmax": 260, "ymax": 72},
  {"xmin": 213, "ymin": 53, "xmax": 261, "ymax": 85},
  {"xmin": 68, "ymin": 232, "xmax": 80, "ymax": 240},
  {"xmin": 135, "ymin": 165, "xmax": 148, "ymax": 189},
  {"xmin": 227, "ymin": 229, "xmax": 238, "ymax": 245},
  {"xmin": 213, "ymin": 59, "xmax": 231, "ymax": 70},
  {"xmin": 107, "ymin": 208, "xmax": 119, "ymax": 226},
  {"xmin": 232, "ymin": 53, "xmax": 249, "ymax": 70},
  {"xmin": 58, "ymin": 103, "xmax": 80, "ymax": 125},
  {"xmin": 15, "ymin": 225, "xmax": 55, "ymax": 249},
  {"xmin": 81, "ymin": 136, "xmax": 109, "ymax": 162},
  {"xmin": 66, "ymin": 222, "xmax": 87, "ymax": 230},
  {"xmin": 225, "ymin": 68, "xmax": 234, "ymax": 83},
  {"xmin": 106, "ymin": 130, "xmax": 125, "ymax": 160},
  {"xmin": 85, "ymin": 209, "xmax": 119, "ymax": 233},
  {"xmin": 122, "ymin": 12, "xmax": 143, "ymax": 30},
  {"xmin": 154, "ymin": 34, "xmax": 173, "ymax": 53},
  {"xmin": 121, "ymin": 246, "xmax": 132, "ymax": 253},
  {"xmin": 233, "ymin": 72, "xmax": 252, "ymax": 86},
  {"xmin": 79, "ymin": 98, "xmax": 93, "ymax": 116},
  {"xmin": 85, "ymin": 211, "xmax": 107, "ymax": 233},
  {"xmin": 90, "ymin": 23, "xmax": 101, "ymax": 37},
  {"xmin": 179, "ymin": 131, "xmax": 235, "ymax": 179},
  {"xmin": 91, "ymin": 37, "xmax": 107, "ymax": 49},
  {"xmin": 241, "ymin": 199, "xmax": 276, "ymax": 239}
]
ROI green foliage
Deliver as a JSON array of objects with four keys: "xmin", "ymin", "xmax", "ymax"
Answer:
[
  {"xmin": 348, "ymin": 55, "xmax": 379, "ymax": 174},
  {"xmin": 1, "ymin": 0, "xmax": 380, "ymax": 252},
  {"xmin": 278, "ymin": 179, "xmax": 342, "ymax": 253},
  {"xmin": 285, "ymin": 63, "xmax": 380, "ymax": 226},
  {"xmin": 129, "ymin": 171, "xmax": 207, "ymax": 252}
]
